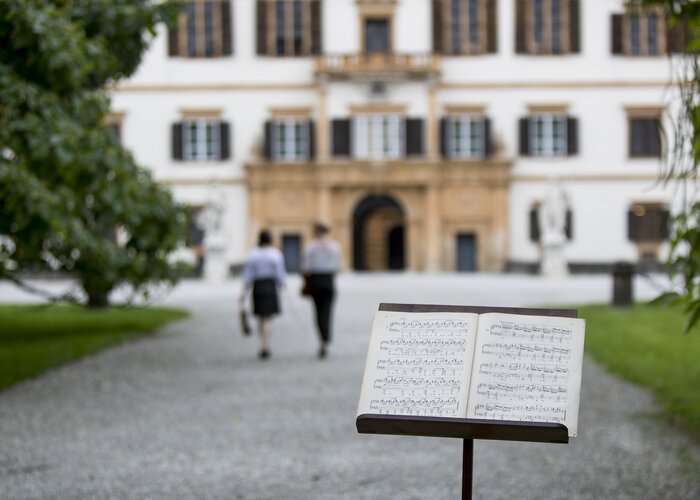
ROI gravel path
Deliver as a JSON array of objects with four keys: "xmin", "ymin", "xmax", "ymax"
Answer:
[{"xmin": 1, "ymin": 274, "xmax": 699, "ymax": 499}]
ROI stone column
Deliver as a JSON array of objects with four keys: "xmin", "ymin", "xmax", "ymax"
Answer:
[
  {"xmin": 248, "ymin": 181, "xmax": 270, "ymax": 251},
  {"xmin": 425, "ymin": 183, "xmax": 442, "ymax": 271},
  {"xmin": 318, "ymin": 185, "xmax": 331, "ymax": 223},
  {"xmin": 490, "ymin": 176, "xmax": 510, "ymax": 272},
  {"xmin": 406, "ymin": 190, "xmax": 423, "ymax": 272},
  {"xmin": 317, "ymin": 83, "xmax": 329, "ymax": 162},
  {"xmin": 427, "ymin": 82, "xmax": 439, "ymax": 161},
  {"xmin": 336, "ymin": 219, "xmax": 352, "ymax": 272}
]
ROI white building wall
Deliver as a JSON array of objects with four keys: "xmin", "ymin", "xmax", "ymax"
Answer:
[
  {"xmin": 327, "ymin": 82, "xmax": 429, "ymax": 117},
  {"xmin": 112, "ymin": 0, "xmax": 687, "ymax": 271},
  {"xmin": 395, "ymin": 0, "xmax": 431, "ymax": 53},
  {"xmin": 324, "ymin": 0, "xmax": 359, "ymax": 53}
]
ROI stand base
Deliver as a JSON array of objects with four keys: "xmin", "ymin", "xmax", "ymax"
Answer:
[{"xmin": 357, "ymin": 415, "xmax": 568, "ymax": 500}]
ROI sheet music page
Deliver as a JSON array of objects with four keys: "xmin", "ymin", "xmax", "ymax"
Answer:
[
  {"xmin": 357, "ymin": 311, "xmax": 479, "ymax": 418},
  {"xmin": 465, "ymin": 313, "xmax": 585, "ymax": 436}
]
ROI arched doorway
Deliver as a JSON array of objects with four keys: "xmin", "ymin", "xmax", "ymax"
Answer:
[{"xmin": 353, "ymin": 195, "xmax": 406, "ymax": 271}]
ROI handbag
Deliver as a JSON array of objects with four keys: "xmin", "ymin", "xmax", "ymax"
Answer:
[
  {"xmin": 300, "ymin": 274, "xmax": 311, "ymax": 297},
  {"xmin": 240, "ymin": 308, "xmax": 251, "ymax": 336}
]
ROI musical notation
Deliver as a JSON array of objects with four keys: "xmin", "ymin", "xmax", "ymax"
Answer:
[
  {"xmin": 380, "ymin": 338, "xmax": 467, "ymax": 349},
  {"xmin": 467, "ymin": 318, "xmax": 575, "ymax": 424},
  {"xmin": 369, "ymin": 397, "xmax": 461, "ymax": 417},
  {"xmin": 389, "ymin": 319, "xmax": 471, "ymax": 332},
  {"xmin": 471, "ymin": 403, "xmax": 567, "ymax": 423},
  {"xmin": 475, "ymin": 382, "xmax": 567, "ymax": 404},
  {"xmin": 365, "ymin": 314, "xmax": 477, "ymax": 417}
]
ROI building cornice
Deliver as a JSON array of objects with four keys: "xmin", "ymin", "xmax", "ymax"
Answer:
[
  {"xmin": 159, "ymin": 173, "xmax": 667, "ymax": 185},
  {"xmin": 114, "ymin": 83, "xmax": 318, "ymax": 92},
  {"xmin": 438, "ymin": 80, "xmax": 675, "ymax": 90},
  {"xmin": 510, "ymin": 173, "xmax": 666, "ymax": 182},
  {"xmin": 113, "ymin": 79, "xmax": 677, "ymax": 93},
  {"xmin": 158, "ymin": 177, "xmax": 247, "ymax": 186}
]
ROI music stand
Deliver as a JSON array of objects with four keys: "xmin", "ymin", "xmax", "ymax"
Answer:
[{"xmin": 356, "ymin": 304, "xmax": 577, "ymax": 500}]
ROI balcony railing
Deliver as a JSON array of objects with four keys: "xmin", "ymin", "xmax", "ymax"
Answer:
[{"xmin": 315, "ymin": 53, "xmax": 441, "ymax": 80}]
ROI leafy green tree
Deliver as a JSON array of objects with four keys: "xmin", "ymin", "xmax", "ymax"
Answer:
[
  {"xmin": 0, "ymin": 0, "xmax": 186, "ymax": 307},
  {"xmin": 630, "ymin": 1, "xmax": 700, "ymax": 329}
]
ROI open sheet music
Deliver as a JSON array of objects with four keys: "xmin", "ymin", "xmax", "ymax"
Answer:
[{"xmin": 357, "ymin": 305, "xmax": 585, "ymax": 437}]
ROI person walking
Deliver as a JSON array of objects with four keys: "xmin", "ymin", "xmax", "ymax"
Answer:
[
  {"xmin": 240, "ymin": 230, "xmax": 286, "ymax": 360},
  {"xmin": 302, "ymin": 222, "xmax": 341, "ymax": 359}
]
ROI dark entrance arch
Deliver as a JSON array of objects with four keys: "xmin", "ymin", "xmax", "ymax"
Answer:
[{"xmin": 353, "ymin": 195, "xmax": 405, "ymax": 271}]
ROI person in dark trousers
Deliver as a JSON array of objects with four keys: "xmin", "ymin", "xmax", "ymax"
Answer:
[
  {"xmin": 240, "ymin": 230, "xmax": 286, "ymax": 360},
  {"xmin": 302, "ymin": 222, "xmax": 341, "ymax": 359}
]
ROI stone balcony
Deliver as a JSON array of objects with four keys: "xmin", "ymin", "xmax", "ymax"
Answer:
[{"xmin": 315, "ymin": 53, "xmax": 441, "ymax": 81}]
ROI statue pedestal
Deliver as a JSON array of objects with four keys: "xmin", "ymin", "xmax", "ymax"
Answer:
[
  {"xmin": 203, "ymin": 237, "xmax": 228, "ymax": 282},
  {"xmin": 540, "ymin": 243, "xmax": 568, "ymax": 277}
]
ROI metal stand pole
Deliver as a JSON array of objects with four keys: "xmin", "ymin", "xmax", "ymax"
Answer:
[{"xmin": 462, "ymin": 438, "xmax": 473, "ymax": 500}]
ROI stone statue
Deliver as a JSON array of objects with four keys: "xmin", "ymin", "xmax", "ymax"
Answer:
[
  {"xmin": 198, "ymin": 181, "xmax": 228, "ymax": 282},
  {"xmin": 539, "ymin": 179, "xmax": 568, "ymax": 246},
  {"xmin": 198, "ymin": 182, "xmax": 226, "ymax": 244},
  {"xmin": 538, "ymin": 179, "xmax": 569, "ymax": 277}
]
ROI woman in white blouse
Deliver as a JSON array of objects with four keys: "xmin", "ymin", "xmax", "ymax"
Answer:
[
  {"xmin": 240, "ymin": 230, "xmax": 286, "ymax": 359},
  {"xmin": 302, "ymin": 222, "xmax": 341, "ymax": 359}
]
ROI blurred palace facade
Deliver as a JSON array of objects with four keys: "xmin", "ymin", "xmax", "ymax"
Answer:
[{"xmin": 110, "ymin": 0, "xmax": 687, "ymax": 273}]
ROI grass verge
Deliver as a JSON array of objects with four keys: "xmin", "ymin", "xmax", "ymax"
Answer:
[
  {"xmin": 580, "ymin": 303, "xmax": 700, "ymax": 435},
  {"xmin": 0, "ymin": 304, "xmax": 189, "ymax": 391}
]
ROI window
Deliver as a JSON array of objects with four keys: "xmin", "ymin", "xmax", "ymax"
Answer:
[
  {"xmin": 272, "ymin": 119, "xmax": 309, "ymax": 161},
  {"xmin": 168, "ymin": 1, "xmax": 233, "ymax": 58},
  {"xmin": 445, "ymin": 116, "xmax": 486, "ymax": 158},
  {"xmin": 184, "ymin": 120, "xmax": 220, "ymax": 160},
  {"xmin": 186, "ymin": 207, "xmax": 205, "ymax": 247},
  {"xmin": 433, "ymin": 0, "xmax": 497, "ymax": 55},
  {"xmin": 263, "ymin": 118, "xmax": 314, "ymax": 161},
  {"xmin": 257, "ymin": 0, "xmax": 322, "ymax": 56},
  {"xmin": 103, "ymin": 114, "xmax": 124, "ymax": 144},
  {"xmin": 515, "ymin": 0, "xmax": 580, "ymax": 55},
  {"xmin": 629, "ymin": 116, "xmax": 662, "ymax": 158},
  {"xmin": 172, "ymin": 118, "xmax": 230, "ymax": 161},
  {"xmin": 628, "ymin": 203, "xmax": 669, "ymax": 242},
  {"xmin": 648, "ymin": 14, "xmax": 658, "ymax": 54},
  {"xmin": 353, "ymin": 115, "xmax": 403, "ymax": 160},
  {"xmin": 530, "ymin": 115, "xmax": 566, "ymax": 156},
  {"xmin": 105, "ymin": 123, "xmax": 121, "ymax": 143},
  {"xmin": 611, "ymin": 9, "xmax": 665, "ymax": 56},
  {"xmin": 331, "ymin": 117, "xmax": 423, "ymax": 159},
  {"xmin": 520, "ymin": 114, "xmax": 577, "ymax": 157},
  {"xmin": 364, "ymin": 18, "xmax": 390, "ymax": 54},
  {"xmin": 451, "ymin": 1, "xmax": 461, "ymax": 52}
]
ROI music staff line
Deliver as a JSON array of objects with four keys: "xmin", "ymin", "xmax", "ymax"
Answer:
[
  {"xmin": 377, "ymin": 358, "xmax": 463, "ymax": 367},
  {"xmin": 389, "ymin": 319, "xmax": 471, "ymax": 330}
]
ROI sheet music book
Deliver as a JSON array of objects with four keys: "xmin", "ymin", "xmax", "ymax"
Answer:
[{"xmin": 357, "ymin": 305, "xmax": 586, "ymax": 437}]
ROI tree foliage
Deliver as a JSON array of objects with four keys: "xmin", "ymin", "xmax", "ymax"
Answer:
[
  {"xmin": 0, "ymin": 0, "xmax": 186, "ymax": 307},
  {"xmin": 631, "ymin": 1, "xmax": 700, "ymax": 330}
]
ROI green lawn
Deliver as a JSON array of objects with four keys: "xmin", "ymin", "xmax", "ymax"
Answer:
[
  {"xmin": 580, "ymin": 303, "xmax": 700, "ymax": 434},
  {"xmin": 0, "ymin": 304, "xmax": 189, "ymax": 391}
]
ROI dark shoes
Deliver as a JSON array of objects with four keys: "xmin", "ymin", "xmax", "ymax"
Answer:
[
  {"xmin": 259, "ymin": 349, "xmax": 270, "ymax": 360},
  {"xmin": 318, "ymin": 344, "xmax": 327, "ymax": 359}
]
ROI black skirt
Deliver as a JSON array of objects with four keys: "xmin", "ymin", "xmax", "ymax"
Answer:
[{"xmin": 252, "ymin": 278, "xmax": 280, "ymax": 317}]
